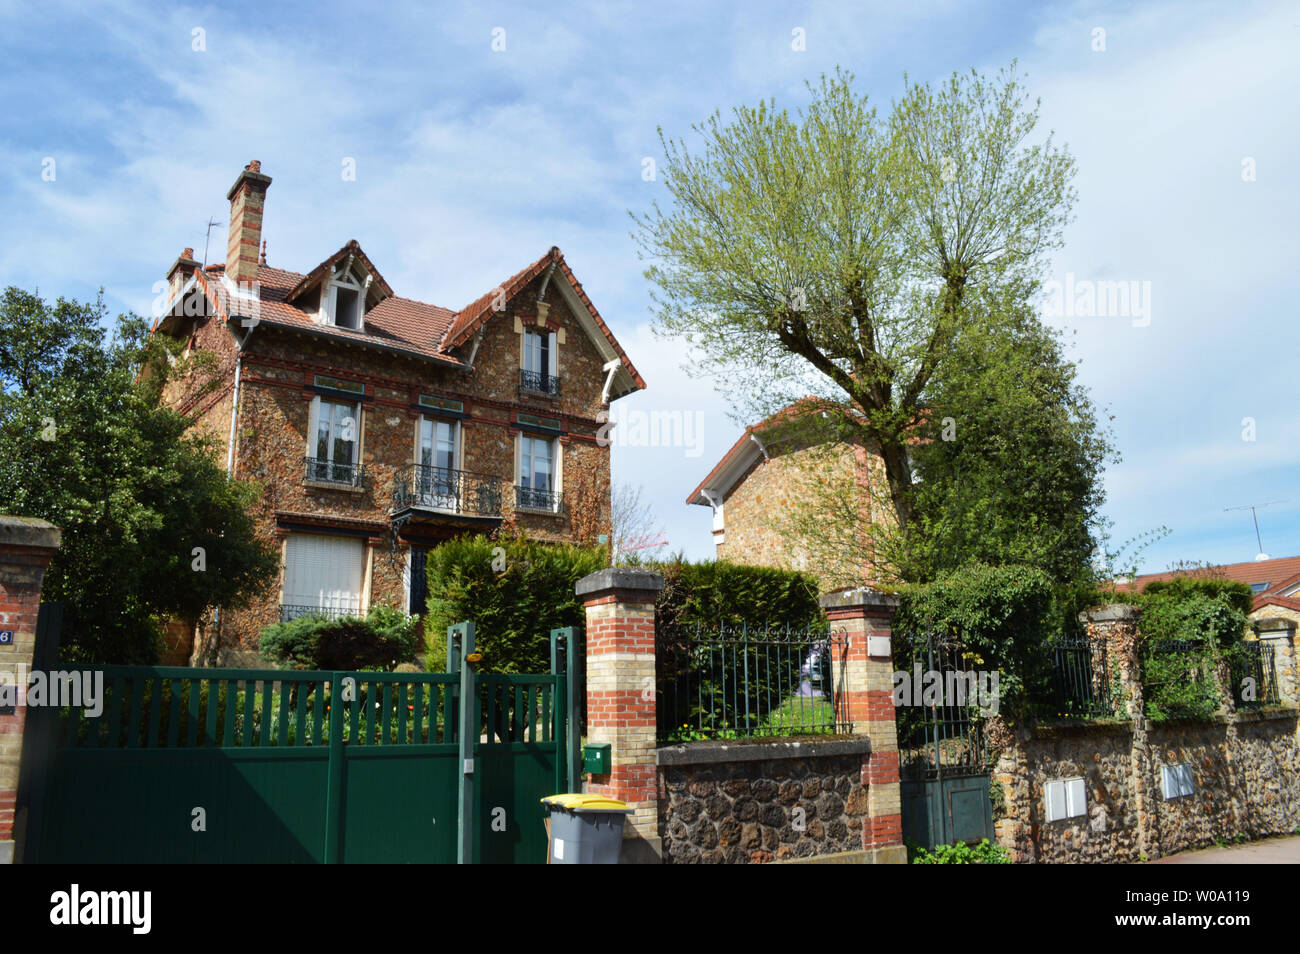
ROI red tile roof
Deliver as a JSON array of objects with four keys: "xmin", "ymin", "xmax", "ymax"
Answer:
[{"xmin": 169, "ymin": 243, "xmax": 641, "ymax": 386}]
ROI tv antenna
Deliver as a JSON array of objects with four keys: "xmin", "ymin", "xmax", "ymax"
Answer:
[
  {"xmin": 1224, "ymin": 501, "xmax": 1285, "ymax": 560},
  {"xmin": 202, "ymin": 217, "xmax": 221, "ymax": 267}
]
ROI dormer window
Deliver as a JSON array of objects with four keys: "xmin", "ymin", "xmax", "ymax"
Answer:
[{"xmin": 326, "ymin": 262, "xmax": 365, "ymax": 330}]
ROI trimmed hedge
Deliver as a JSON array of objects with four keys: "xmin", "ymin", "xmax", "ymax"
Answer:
[
  {"xmin": 422, "ymin": 537, "xmax": 823, "ymax": 675},
  {"xmin": 654, "ymin": 558, "xmax": 823, "ymax": 644},
  {"xmin": 423, "ymin": 535, "xmax": 607, "ymax": 675}
]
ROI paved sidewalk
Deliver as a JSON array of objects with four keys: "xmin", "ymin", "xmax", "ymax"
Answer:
[{"xmin": 1151, "ymin": 834, "xmax": 1300, "ymax": 864}]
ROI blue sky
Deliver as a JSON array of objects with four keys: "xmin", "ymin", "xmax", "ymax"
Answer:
[{"xmin": 2, "ymin": 0, "xmax": 1296, "ymax": 574}]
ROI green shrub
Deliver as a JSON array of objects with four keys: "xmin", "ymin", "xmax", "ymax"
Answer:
[
  {"xmin": 1140, "ymin": 578, "xmax": 1253, "ymax": 618},
  {"xmin": 909, "ymin": 838, "xmax": 1010, "ymax": 864},
  {"xmin": 259, "ymin": 603, "xmax": 419, "ymax": 671},
  {"xmin": 423, "ymin": 535, "xmax": 606, "ymax": 674},
  {"xmin": 1136, "ymin": 585, "xmax": 1247, "ymax": 721}
]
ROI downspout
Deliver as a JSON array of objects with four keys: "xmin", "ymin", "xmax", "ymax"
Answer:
[{"xmin": 215, "ymin": 319, "xmax": 254, "ymax": 659}]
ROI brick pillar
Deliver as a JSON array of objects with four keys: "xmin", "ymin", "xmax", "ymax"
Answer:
[
  {"xmin": 821, "ymin": 587, "xmax": 906, "ymax": 863},
  {"xmin": 576, "ymin": 568, "xmax": 663, "ymax": 863},
  {"xmin": 0, "ymin": 516, "xmax": 61, "ymax": 864}
]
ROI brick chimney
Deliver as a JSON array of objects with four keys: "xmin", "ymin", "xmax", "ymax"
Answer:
[
  {"xmin": 166, "ymin": 247, "xmax": 200, "ymax": 300},
  {"xmin": 225, "ymin": 160, "xmax": 272, "ymax": 286}
]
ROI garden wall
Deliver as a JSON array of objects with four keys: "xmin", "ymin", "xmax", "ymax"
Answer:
[
  {"xmin": 993, "ymin": 710, "xmax": 1300, "ymax": 863},
  {"xmin": 656, "ymin": 738, "xmax": 885, "ymax": 864}
]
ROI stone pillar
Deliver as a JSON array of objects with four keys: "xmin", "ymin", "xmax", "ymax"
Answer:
[
  {"xmin": 576, "ymin": 568, "xmax": 663, "ymax": 863},
  {"xmin": 1081, "ymin": 604, "xmax": 1164, "ymax": 858},
  {"xmin": 0, "ymin": 516, "xmax": 61, "ymax": 864},
  {"xmin": 1253, "ymin": 618, "xmax": 1299, "ymax": 707},
  {"xmin": 821, "ymin": 588, "xmax": 906, "ymax": 863}
]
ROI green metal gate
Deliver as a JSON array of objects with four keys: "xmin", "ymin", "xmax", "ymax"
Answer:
[
  {"xmin": 21, "ymin": 622, "xmax": 579, "ymax": 864},
  {"xmin": 896, "ymin": 628, "xmax": 996, "ymax": 851}
]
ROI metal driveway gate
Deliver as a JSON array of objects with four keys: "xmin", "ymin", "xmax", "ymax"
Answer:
[{"xmin": 21, "ymin": 621, "xmax": 578, "ymax": 864}]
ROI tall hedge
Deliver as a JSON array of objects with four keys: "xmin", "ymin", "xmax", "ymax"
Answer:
[
  {"xmin": 423, "ymin": 535, "xmax": 607, "ymax": 674},
  {"xmin": 654, "ymin": 558, "xmax": 824, "ymax": 644},
  {"xmin": 423, "ymin": 538, "xmax": 824, "ymax": 674}
]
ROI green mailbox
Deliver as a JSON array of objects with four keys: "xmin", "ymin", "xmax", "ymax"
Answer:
[{"xmin": 582, "ymin": 743, "xmax": 611, "ymax": 775}]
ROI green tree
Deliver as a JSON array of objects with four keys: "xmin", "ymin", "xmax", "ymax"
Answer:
[
  {"xmin": 635, "ymin": 64, "xmax": 1111, "ymax": 584},
  {"xmin": 0, "ymin": 287, "xmax": 279, "ymax": 663}
]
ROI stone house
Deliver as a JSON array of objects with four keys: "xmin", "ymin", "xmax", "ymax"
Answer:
[
  {"xmin": 685, "ymin": 400, "xmax": 894, "ymax": 591},
  {"xmin": 153, "ymin": 161, "xmax": 645, "ymax": 665}
]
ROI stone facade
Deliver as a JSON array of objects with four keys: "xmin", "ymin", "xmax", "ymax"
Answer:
[
  {"xmin": 690, "ymin": 416, "xmax": 893, "ymax": 593},
  {"xmin": 657, "ymin": 740, "xmax": 873, "ymax": 863},
  {"xmin": 157, "ymin": 163, "xmax": 642, "ymax": 665}
]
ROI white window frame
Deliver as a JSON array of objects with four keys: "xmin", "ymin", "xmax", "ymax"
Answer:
[
  {"xmin": 516, "ymin": 432, "xmax": 561, "ymax": 512},
  {"xmin": 522, "ymin": 328, "xmax": 558, "ymax": 379},
  {"xmin": 280, "ymin": 533, "xmax": 366, "ymax": 618},
  {"xmin": 325, "ymin": 262, "xmax": 366, "ymax": 331},
  {"xmin": 307, "ymin": 396, "xmax": 362, "ymax": 480},
  {"xmin": 1044, "ymin": 777, "xmax": 1087, "ymax": 822}
]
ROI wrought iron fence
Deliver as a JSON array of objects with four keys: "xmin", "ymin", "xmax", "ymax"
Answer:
[
  {"xmin": 519, "ymin": 369, "xmax": 561, "ymax": 396},
  {"xmin": 657, "ymin": 624, "xmax": 849, "ymax": 742},
  {"xmin": 515, "ymin": 485, "xmax": 563, "ymax": 513},
  {"xmin": 278, "ymin": 604, "xmax": 361, "ymax": 623},
  {"xmin": 1141, "ymin": 638, "xmax": 1219, "ymax": 721},
  {"xmin": 893, "ymin": 630, "xmax": 990, "ymax": 780},
  {"xmin": 392, "ymin": 464, "xmax": 502, "ymax": 517},
  {"xmin": 1229, "ymin": 640, "xmax": 1280, "ymax": 709},
  {"xmin": 1046, "ymin": 636, "xmax": 1115, "ymax": 719},
  {"xmin": 304, "ymin": 456, "xmax": 365, "ymax": 488}
]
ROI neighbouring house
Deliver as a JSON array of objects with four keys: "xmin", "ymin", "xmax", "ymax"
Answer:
[
  {"xmin": 685, "ymin": 400, "xmax": 893, "ymax": 590},
  {"xmin": 153, "ymin": 161, "xmax": 644, "ymax": 666}
]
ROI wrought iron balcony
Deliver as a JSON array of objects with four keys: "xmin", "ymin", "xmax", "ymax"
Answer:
[
  {"xmin": 515, "ymin": 484, "xmax": 563, "ymax": 513},
  {"xmin": 278, "ymin": 603, "xmax": 360, "ymax": 623},
  {"xmin": 392, "ymin": 464, "xmax": 503, "ymax": 517},
  {"xmin": 304, "ymin": 456, "xmax": 365, "ymax": 489},
  {"xmin": 519, "ymin": 369, "xmax": 561, "ymax": 396}
]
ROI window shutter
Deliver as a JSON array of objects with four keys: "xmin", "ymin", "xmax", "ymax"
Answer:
[
  {"xmin": 1045, "ymin": 780, "xmax": 1065, "ymax": 822},
  {"xmin": 547, "ymin": 331, "xmax": 557, "ymax": 377},
  {"xmin": 283, "ymin": 534, "xmax": 364, "ymax": 615},
  {"xmin": 1066, "ymin": 777, "xmax": 1086, "ymax": 817}
]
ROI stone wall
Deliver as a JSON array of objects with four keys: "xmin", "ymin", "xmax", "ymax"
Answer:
[
  {"xmin": 994, "ymin": 712, "xmax": 1300, "ymax": 863},
  {"xmin": 656, "ymin": 739, "xmax": 876, "ymax": 864}
]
